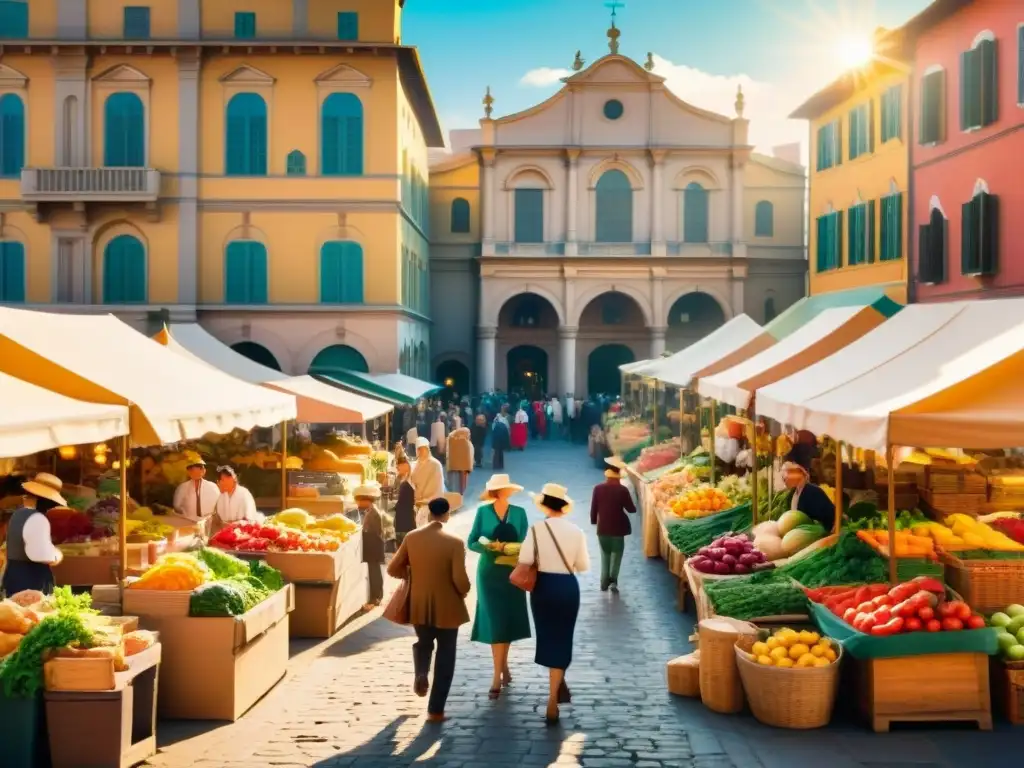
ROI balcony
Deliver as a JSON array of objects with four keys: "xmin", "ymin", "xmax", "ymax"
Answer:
[
  {"xmin": 667, "ymin": 242, "xmax": 734, "ymax": 257},
  {"xmin": 494, "ymin": 242, "xmax": 566, "ymax": 256},
  {"xmin": 21, "ymin": 167, "xmax": 161, "ymax": 203}
]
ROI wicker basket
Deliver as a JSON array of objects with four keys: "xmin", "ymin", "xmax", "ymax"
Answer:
[
  {"xmin": 666, "ymin": 651, "xmax": 701, "ymax": 697},
  {"xmin": 925, "ymin": 466, "xmax": 987, "ymax": 494},
  {"xmin": 943, "ymin": 553, "xmax": 1024, "ymax": 612},
  {"xmin": 922, "ymin": 490, "xmax": 985, "ymax": 518},
  {"xmin": 733, "ymin": 639, "xmax": 843, "ymax": 729},
  {"xmin": 698, "ymin": 617, "xmax": 758, "ymax": 714}
]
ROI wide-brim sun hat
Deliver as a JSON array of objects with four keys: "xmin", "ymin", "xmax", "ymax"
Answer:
[
  {"xmin": 534, "ymin": 483, "xmax": 573, "ymax": 513},
  {"xmin": 414, "ymin": 436, "xmax": 431, "ymax": 450},
  {"xmin": 604, "ymin": 456, "xmax": 626, "ymax": 478},
  {"xmin": 479, "ymin": 473, "xmax": 524, "ymax": 500},
  {"xmin": 781, "ymin": 461, "xmax": 809, "ymax": 478},
  {"xmin": 352, "ymin": 484, "xmax": 381, "ymax": 500},
  {"xmin": 22, "ymin": 472, "xmax": 68, "ymax": 506}
]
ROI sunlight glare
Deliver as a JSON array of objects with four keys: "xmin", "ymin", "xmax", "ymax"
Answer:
[{"xmin": 837, "ymin": 35, "xmax": 874, "ymax": 69}]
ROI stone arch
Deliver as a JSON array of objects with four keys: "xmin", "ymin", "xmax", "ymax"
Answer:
[
  {"xmin": 587, "ymin": 158, "xmax": 644, "ymax": 190},
  {"xmin": 295, "ymin": 327, "xmax": 377, "ymax": 374},
  {"xmin": 314, "ymin": 222, "xmax": 366, "ymax": 251},
  {"xmin": 309, "ymin": 344, "xmax": 369, "ymax": 374},
  {"xmin": 93, "ymin": 218, "xmax": 149, "ymax": 252},
  {"xmin": 665, "ymin": 291, "xmax": 729, "ymax": 351},
  {"xmin": 484, "ymin": 284, "xmax": 566, "ymax": 328},
  {"xmin": 663, "ymin": 285, "xmax": 733, "ymax": 323},
  {"xmin": 571, "ymin": 284, "xmax": 653, "ymax": 327},
  {"xmin": 231, "ymin": 341, "xmax": 281, "ymax": 371},
  {"xmin": 432, "ymin": 349, "xmax": 471, "ymax": 370},
  {"xmin": 674, "ymin": 166, "xmax": 721, "ymax": 190},
  {"xmin": 205, "ymin": 323, "xmax": 293, "ymax": 373},
  {"xmin": 503, "ymin": 164, "xmax": 554, "ymax": 190},
  {"xmin": 222, "ymin": 222, "xmax": 270, "ymax": 251}
]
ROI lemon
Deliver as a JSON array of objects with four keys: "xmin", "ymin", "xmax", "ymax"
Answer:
[
  {"xmin": 796, "ymin": 653, "xmax": 817, "ymax": 668},
  {"xmin": 765, "ymin": 637, "xmax": 779, "ymax": 651},
  {"xmin": 775, "ymin": 657, "xmax": 795, "ymax": 668},
  {"xmin": 770, "ymin": 646, "xmax": 788, "ymax": 661},
  {"xmin": 824, "ymin": 648, "xmax": 837, "ymax": 662},
  {"xmin": 799, "ymin": 630, "xmax": 820, "ymax": 645},
  {"xmin": 811, "ymin": 644, "xmax": 827, "ymax": 657},
  {"xmin": 788, "ymin": 643, "xmax": 810, "ymax": 660},
  {"xmin": 757, "ymin": 655, "xmax": 774, "ymax": 666},
  {"xmin": 751, "ymin": 641, "xmax": 769, "ymax": 657},
  {"xmin": 813, "ymin": 656, "xmax": 831, "ymax": 668}
]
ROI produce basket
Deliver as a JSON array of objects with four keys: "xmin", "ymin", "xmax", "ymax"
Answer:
[
  {"xmin": 666, "ymin": 651, "xmax": 700, "ymax": 697},
  {"xmin": 991, "ymin": 659, "xmax": 1024, "ymax": 724},
  {"xmin": 922, "ymin": 490, "xmax": 985, "ymax": 518},
  {"xmin": 925, "ymin": 466, "xmax": 987, "ymax": 494},
  {"xmin": 697, "ymin": 617, "xmax": 758, "ymax": 714},
  {"xmin": 942, "ymin": 551, "xmax": 1024, "ymax": 613},
  {"xmin": 734, "ymin": 637, "xmax": 842, "ymax": 729}
]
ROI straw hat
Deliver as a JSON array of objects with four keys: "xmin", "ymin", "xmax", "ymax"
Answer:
[
  {"xmin": 534, "ymin": 483, "xmax": 574, "ymax": 512},
  {"xmin": 479, "ymin": 473, "xmax": 524, "ymax": 500},
  {"xmin": 604, "ymin": 456, "xmax": 627, "ymax": 479},
  {"xmin": 414, "ymin": 436, "xmax": 431, "ymax": 450},
  {"xmin": 781, "ymin": 461, "xmax": 809, "ymax": 478},
  {"xmin": 352, "ymin": 484, "xmax": 381, "ymax": 500},
  {"xmin": 22, "ymin": 472, "xmax": 67, "ymax": 506},
  {"xmin": 184, "ymin": 451, "xmax": 206, "ymax": 468}
]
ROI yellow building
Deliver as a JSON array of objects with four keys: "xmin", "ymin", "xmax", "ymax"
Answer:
[
  {"xmin": 790, "ymin": 32, "xmax": 910, "ymax": 303},
  {"xmin": 0, "ymin": 0, "xmax": 442, "ymax": 377}
]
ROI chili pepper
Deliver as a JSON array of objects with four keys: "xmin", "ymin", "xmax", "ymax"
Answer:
[
  {"xmin": 869, "ymin": 616, "xmax": 905, "ymax": 636},
  {"xmin": 912, "ymin": 576, "xmax": 945, "ymax": 594}
]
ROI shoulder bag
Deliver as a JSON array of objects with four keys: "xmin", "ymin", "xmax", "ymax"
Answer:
[
  {"xmin": 509, "ymin": 527, "xmax": 540, "ymax": 592},
  {"xmin": 382, "ymin": 567, "xmax": 411, "ymax": 625}
]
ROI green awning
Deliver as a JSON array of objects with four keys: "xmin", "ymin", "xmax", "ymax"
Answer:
[
  {"xmin": 765, "ymin": 284, "xmax": 903, "ymax": 340},
  {"xmin": 314, "ymin": 370, "xmax": 442, "ymax": 406}
]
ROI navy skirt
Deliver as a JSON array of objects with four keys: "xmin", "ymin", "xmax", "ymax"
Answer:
[{"xmin": 530, "ymin": 571, "xmax": 580, "ymax": 670}]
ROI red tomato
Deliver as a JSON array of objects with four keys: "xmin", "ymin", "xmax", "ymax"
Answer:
[
  {"xmin": 843, "ymin": 607, "xmax": 858, "ymax": 623},
  {"xmin": 917, "ymin": 606, "xmax": 935, "ymax": 622},
  {"xmin": 896, "ymin": 600, "xmax": 918, "ymax": 618},
  {"xmin": 888, "ymin": 583, "xmax": 918, "ymax": 603},
  {"xmin": 966, "ymin": 614, "xmax": 987, "ymax": 630},
  {"xmin": 904, "ymin": 617, "xmax": 923, "ymax": 632},
  {"xmin": 953, "ymin": 602, "xmax": 973, "ymax": 622},
  {"xmin": 872, "ymin": 607, "xmax": 891, "ymax": 624},
  {"xmin": 937, "ymin": 602, "xmax": 958, "ymax": 619},
  {"xmin": 926, "ymin": 619, "xmax": 942, "ymax": 632},
  {"xmin": 941, "ymin": 617, "xmax": 964, "ymax": 631}
]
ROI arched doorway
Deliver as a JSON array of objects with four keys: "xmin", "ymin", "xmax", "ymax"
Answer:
[
  {"xmin": 588, "ymin": 344, "xmax": 635, "ymax": 396},
  {"xmin": 507, "ymin": 346, "xmax": 548, "ymax": 399},
  {"xmin": 231, "ymin": 341, "xmax": 281, "ymax": 371},
  {"xmin": 308, "ymin": 344, "xmax": 369, "ymax": 375},
  {"xmin": 666, "ymin": 292, "xmax": 726, "ymax": 351},
  {"xmin": 435, "ymin": 360, "xmax": 470, "ymax": 403}
]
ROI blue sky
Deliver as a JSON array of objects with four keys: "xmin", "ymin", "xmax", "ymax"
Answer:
[{"xmin": 404, "ymin": 0, "xmax": 932, "ymax": 155}]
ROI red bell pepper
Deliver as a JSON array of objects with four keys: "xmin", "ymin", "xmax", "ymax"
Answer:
[{"xmin": 869, "ymin": 616, "xmax": 905, "ymax": 636}]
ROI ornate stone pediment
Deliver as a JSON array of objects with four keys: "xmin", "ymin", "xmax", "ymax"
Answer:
[
  {"xmin": 315, "ymin": 64, "xmax": 372, "ymax": 89},
  {"xmin": 218, "ymin": 65, "xmax": 276, "ymax": 85}
]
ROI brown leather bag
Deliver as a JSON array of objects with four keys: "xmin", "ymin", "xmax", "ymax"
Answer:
[
  {"xmin": 382, "ymin": 569, "xmax": 411, "ymax": 625},
  {"xmin": 509, "ymin": 526, "xmax": 540, "ymax": 592}
]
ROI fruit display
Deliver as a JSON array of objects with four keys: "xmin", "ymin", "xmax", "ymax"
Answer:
[
  {"xmin": 689, "ymin": 533, "xmax": 769, "ymax": 575},
  {"xmin": 715, "ymin": 474, "xmax": 753, "ymax": 507},
  {"xmin": 989, "ymin": 604, "xmax": 1024, "ymax": 661},
  {"xmin": 127, "ymin": 552, "xmax": 210, "ymax": 591},
  {"xmin": 210, "ymin": 519, "xmax": 346, "ymax": 553},
  {"xmin": 752, "ymin": 512, "xmax": 827, "ymax": 561},
  {"xmin": 669, "ymin": 485, "xmax": 735, "ymax": 519},
  {"xmin": 922, "ymin": 514, "xmax": 1024, "ymax": 552},
  {"xmin": 606, "ymin": 419, "xmax": 651, "ymax": 457},
  {"xmin": 990, "ymin": 515, "xmax": 1024, "ymax": 545},
  {"xmin": 651, "ymin": 468, "xmax": 698, "ymax": 507},
  {"xmin": 746, "ymin": 628, "xmax": 839, "ymax": 668},
  {"xmin": 856, "ymin": 530, "xmax": 937, "ymax": 558},
  {"xmin": 666, "ymin": 503, "xmax": 752, "ymax": 556},
  {"xmin": 634, "ymin": 443, "xmax": 683, "ymax": 475}
]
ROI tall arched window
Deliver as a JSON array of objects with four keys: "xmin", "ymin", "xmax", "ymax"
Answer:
[
  {"xmin": 754, "ymin": 200, "xmax": 774, "ymax": 237},
  {"xmin": 224, "ymin": 241, "xmax": 268, "ymax": 303},
  {"xmin": 310, "ymin": 344, "xmax": 369, "ymax": 374},
  {"xmin": 683, "ymin": 182, "xmax": 709, "ymax": 243},
  {"xmin": 103, "ymin": 92, "xmax": 145, "ymax": 167},
  {"xmin": 321, "ymin": 93, "xmax": 364, "ymax": 175},
  {"xmin": 225, "ymin": 93, "xmax": 267, "ymax": 176},
  {"xmin": 0, "ymin": 93, "xmax": 25, "ymax": 177},
  {"xmin": 103, "ymin": 235, "xmax": 146, "ymax": 303},
  {"xmin": 320, "ymin": 241, "xmax": 364, "ymax": 303},
  {"xmin": 595, "ymin": 169, "xmax": 632, "ymax": 243},
  {"xmin": 0, "ymin": 240, "xmax": 25, "ymax": 302},
  {"xmin": 450, "ymin": 197, "xmax": 470, "ymax": 233}
]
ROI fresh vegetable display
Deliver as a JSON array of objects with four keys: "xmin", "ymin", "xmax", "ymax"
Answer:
[
  {"xmin": 128, "ymin": 552, "xmax": 209, "ymax": 591},
  {"xmin": 746, "ymin": 628, "xmax": 839, "ymax": 668},
  {"xmin": 666, "ymin": 502, "xmax": 752, "ymax": 556},
  {"xmin": 634, "ymin": 443, "xmax": 682, "ymax": 475},
  {"xmin": 989, "ymin": 515, "xmax": 1024, "ymax": 545},
  {"xmin": 650, "ymin": 469, "xmax": 698, "ymax": 507},
  {"xmin": 988, "ymin": 603, "xmax": 1024, "ymax": 661},
  {"xmin": 209, "ymin": 518, "xmax": 346, "ymax": 553},
  {"xmin": 669, "ymin": 485, "xmax": 736, "ymax": 519},
  {"xmin": 715, "ymin": 474, "xmax": 753, "ymax": 507},
  {"xmin": 745, "ymin": 530, "xmax": 887, "ymax": 587},
  {"xmin": 845, "ymin": 504, "xmax": 928, "ymax": 532},
  {"xmin": 688, "ymin": 533, "xmax": 769, "ymax": 575},
  {"xmin": 703, "ymin": 577, "xmax": 808, "ymax": 621},
  {"xmin": 856, "ymin": 529, "xmax": 937, "ymax": 559},
  {"xmin": 751, "ymin": 514, "xmax": 827, "ymax": 561}
]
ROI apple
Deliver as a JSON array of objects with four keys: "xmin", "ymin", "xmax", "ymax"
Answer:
[
  {"xmin": 1016, "ymin": 627, "xmax": 1024, "ymax": 647},
  {"xmin": 998, "ymin": 632, "xmax": 1019, "ymax": 653},
  {"xmin": 1006, "ymin": 604, "xmax": 1024, "ymax": 618},
  {"xmin": 990, "ymin": 611, "xmax": 1012, "ymax": 628},
  {"xmin": 1007, "ymin": 644, "xmax": 1024, "ymax": 662}
]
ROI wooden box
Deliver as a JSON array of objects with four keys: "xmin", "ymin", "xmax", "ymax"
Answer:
[
  {"xmin": 854, "ymin": 652, "xmax": 992, "ymax": 732},
  {"xmin": 990, "ymin": 659, "xmax": 1024, "ymax": 724}
]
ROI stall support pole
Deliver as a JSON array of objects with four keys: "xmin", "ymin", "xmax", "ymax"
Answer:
[
  {"xmin": 118, "ymin": 434, "xmax": 129, "ymax": 588},
  {"xmin": 834, "ymin": 440, "xmax": 844, "ymax": 536},
  {"xmin": 650, "ymin": 379, "xmax": 658, "ymax": 445},
  {"xmin": 385, "ymin": 412, "xmax": 390, "ymax": 450},
  {"xmin": 280, "ymin": 420, "xmax": 289, "ymax": 513},
  {"xmin": 678, "ymin": 390, "xmax": 684, "ymax": 454},
  {"xmin": 709, "ymin": 399, "xmax": 717, "ymax": 486},
  {"xmin": 751, "ymin": 406, "xmax": 759, "ymax": 524},
  {"xmin": 886, "ymin": 444, "xmax": 897, "ymax": 584}
]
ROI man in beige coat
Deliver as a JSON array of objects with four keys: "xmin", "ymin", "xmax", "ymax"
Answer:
[
  {"xmin": 387, "ymin": 497, "xmax": 470, "ymax": 722},
  {"xmin": 445, "ymin": 426, "xmax": 474, "ymax": 494}
]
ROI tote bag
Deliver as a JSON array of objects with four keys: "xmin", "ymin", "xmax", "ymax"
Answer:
[
  {"xmin": 508, "ymin": 527, "xmax": 540, "ymax": 592},
  {"xmin": 382, "ymin": 569, "xmax": 411, "ymax": 625}
]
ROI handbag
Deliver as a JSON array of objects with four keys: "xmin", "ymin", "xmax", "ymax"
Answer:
[
  {"xmin": 508, "ymin": 527, "xmax": 540, "ymax": 592},
  {"xmin": 382, "ymin": 568, "xmax": 411, "ymax": 625}
]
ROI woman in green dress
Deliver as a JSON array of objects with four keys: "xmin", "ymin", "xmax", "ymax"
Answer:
[{"xmin": 468, "ymin": 473, "xmax": 532, "ymax": 698}]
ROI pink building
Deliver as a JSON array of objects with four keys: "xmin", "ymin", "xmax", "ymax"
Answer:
[{"xmin": 909, "ymin": 0, "xmax": 1024, "ymax": 301}]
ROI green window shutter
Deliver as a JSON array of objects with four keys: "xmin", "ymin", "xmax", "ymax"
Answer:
[
  {"xmin": 0, "ymin": 241, "xmax": 25, "ymax": 302},
  {"xmin": 337, "ymin": 12, "xmax": 358, "ymax": 41},
  {"xmin": 451, "ymin": 198, "xmax": 471, "ymax": 233},
  {"xmin": 0, "ymin": 94, "xmax": 25, "ymax": 178},
  {"xmin": 848, "ymin": 111, "xmax": 858, "ymax": 160},
  {"xmin": 893, "ymin": 193, "xmax": 903, "ymax": 260},
  {"xmin": 225, "ymin": 241, "xmax": 268, "ymax": 303},
  {"xmin": 959, "ymin": 50, "xmax": 971, "ymax": 131},
  {"xmin": 754, "ymin": 201, "xmax": 773, "ymax": 236},
  {"xmin": 683, "ymin": 183, "xmax": 709, "ymax": 243},
  {"xmin": 234, "ymin": 11, "xmax": 256, "ymax": 39},
  {"xmin": 816, "ymin": 126, "xmax": 825, "ymax": 170},
  {"xmin": 835, "ymin": 211, "xmax": 844, "ymax": 269},
  {"xmin": 961, "ymin": 199, "xmax": 977, "ymax": 275},
  {"xmin": 286, "ymin": 150, "xmax": 306, "ymax": 175},
  {"xmin": 867, "ymin": 100, "xmax": 875, "ymax": 152},
  {"xmin": 978, "ymin": 192, "xmax": 998, "ymax": 275},
  {"xmin": 834, "ymin": 120, "xmax": 842, "ymax": 166},
  {"xmin": 320, "ymin": 242, "xmax": 343, "ymax": 303},
  {"xmin": 920, "ymin": 71, "xmax": 944, "ymax": 144},
  {"xmin": 340, "ymin": 242, "xmax": 364, "ymax": 303},
  {"xmin": 123, "ymin": 6, "xmax": 150, "ymax": 38},
  {"xmin": 321, "ymin": 93, "xmax": 364, "ymax": 175},
  {"xmin": 867, "ymin": 200, "xmax": 876, "ymax": 263},
  {"xmin": 514, "ymin": 188, "xmax": 544, "ymax": 242},
  {"xmin": 846, "ymin": 206, "xmax": 858, "ymax": 265},
  {"xmin": 891, "ymin": 85, "xmax": 903, "ymax": 140},
  {"xmin": 595, "ymin": 170, "xmax": 633, "ymax": 243},
  {"xmin": 815, "ymin": 216, "xmax": 825, "ymax": 271},
  {"xmin": 104, "ymin": 92, "xmax": 145, "ymax": 167},
  {"xmin": 0, "ymin": 1, "xmax": 28, "ymax": 39},
  {"xmin": 980, "ymin": 39, "xmax": 998, "ymax": 126},
  {"xmin": 103, "ymin": 235, "xmax": 145, "ymax": 304},
  {"xmin": 225, "ymin": 93, "xmax": 267, "ymax": 175},
  {"xmin": 881, "ymin": 89, "xmax": 891, "ymax": 143}
]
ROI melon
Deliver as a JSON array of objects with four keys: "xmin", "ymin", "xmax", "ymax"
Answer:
[{"xmin": 777, "ymin": 510, "xmax": 812, "ymax": 536}]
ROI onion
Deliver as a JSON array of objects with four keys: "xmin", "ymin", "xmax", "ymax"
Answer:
[
  {"xmin": 713, "ymin": 561, "xmax": 731, "ymax": 575},
  {"xmin": 721, "ymin": 553, "xmax": 737, "ymax": 566},
  {"xmin": 692, "ymin": 557, "xmax": 715, "ymax": 573},
  {"xmin": 738, "ymin": 553, "xmax": 758, "ymax": 566},
  {"xmin": 707, "ymin": 547, "xmax": 727, "ymax": 561},
  {"xmin": 697, "ymin": 547, "xmax": 711, "ymax": 557},
  {"xmin": 733, "ymin": 563, "xmax": 750, "ymax": 574}
]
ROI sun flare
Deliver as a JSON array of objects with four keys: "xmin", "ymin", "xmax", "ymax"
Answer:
[{"xmin": 837, "ymin": 35, "xmax": 874, "ymax": 69}]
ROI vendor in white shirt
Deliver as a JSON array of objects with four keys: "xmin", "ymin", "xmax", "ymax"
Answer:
[
  {"xmin": 1, "ymin": 473, "xmax": 66, "ymax": 596},
  {"xmin": 172, "ymin": 457, "xmax": 221, "ymax": 522},
  {"xmin": 410, "ymin": 436, "xmax": 445, "ymax": 527},
  {"xmin": 212, "ymin": 466, "xmax": 260, "ymax": 529}
]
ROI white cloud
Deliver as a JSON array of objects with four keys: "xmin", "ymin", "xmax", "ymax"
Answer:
[{"xmin": 519, "ymin": 67, "xmax": 572, "ymax": 88}]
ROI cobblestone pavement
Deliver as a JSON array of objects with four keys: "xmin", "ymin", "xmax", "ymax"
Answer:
[{"xmin": 145, "ymin": 441, "xmax": 1020, "ymax": 768}]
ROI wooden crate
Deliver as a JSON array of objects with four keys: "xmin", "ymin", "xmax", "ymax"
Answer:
[
  {"xmin": 925, "ymin": 466, "xmax": 987, "ymax": 494},
  {"xmin": 854, "ymin": 652, "xmax": 992, "ymax": 732},
  {"xmin": 943, "ymin": 553, "xmax": 1024, "ymax": 613},
  {"xmin": 921, "ymin": 490, "xmax": 984, "ymax": 518},
  {"xmin": 990, "ymin": 659, "xmax": 1024, "ymax": 724}
]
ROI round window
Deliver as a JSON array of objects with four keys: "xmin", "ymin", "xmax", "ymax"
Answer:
[{"xmin": 603, "ymin": 99, "xmax": 624, "ymax": 120}]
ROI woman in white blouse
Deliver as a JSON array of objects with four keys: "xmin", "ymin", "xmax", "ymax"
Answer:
[{"xmin": 517, "ymin": 483, "xmax": 590, "ymax": 724}]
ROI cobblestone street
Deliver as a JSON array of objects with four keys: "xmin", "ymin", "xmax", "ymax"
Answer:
[{"xmin": 145, "ymin": 441, "xmax": 1019, "ymax": 768}]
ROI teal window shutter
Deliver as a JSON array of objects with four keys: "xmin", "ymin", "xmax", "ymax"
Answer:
[
  {"xmin": 683, "ymin": 182, "xmax": 709, "ymax": 243},
  {"xmin": 225, "ymin": 241, "xmax": 268, "ymax": 303},
  {"xmin": 0, "ymin": 1, "xmax": 28, "ymax": 39},
  {"xmin": 595, "ymin": 170, "xmax": 633, "ymax": 243},
  {"xmin": 0, "ymin": 241, "xmax": 25, "ymax": 302},
  {"xmin": 867, "ymin": 199, "xmax": 876, "ymax": 263},
  {"xmin": 340, "ymin": 242, "xmax": 364, "ymax": 303},
  {"xmin": 286, "ymin": 150, "xmax": 306, "ymax": 175},
  {"xmin": 104, "ymin": 92, "xmax": 145, "ymax": 167},
  {"xmin": 847, "ymin": 205, "xmax": 859, "ymax": 265},
  {"xmin": 754, "ymin": 201, "xmax": 773, "ymax": 236},
  {"xmin": 980, "ymin": 39, "xmax": 998, "ymax": 126},
  {"xmin": 450, "ymin": 198, "xmax": 471, "ymax": 233},
  {"xmin": 225, "ymin": 93, "xmax": 267, "ymax": 175},
  {"xmin": 0, "ymin": 94, "xmax": 25, "ymax": 178},
  {"xmin": 337, "ymin": 12, "xmax": 358, "ymax": 41},
  {"xmin": 234, "ymin": 11, "xmax": 256, "ymax": 39},
  {"xmin": 321, "ymin": 93, "xmax": 364, "ymax": 175},
  {"xmin": 320, "ymin": 241, "xmax": 364, "ymax": 303},
  {"xmin": 880, "ymin": 193, "xmax": 903, "ymax": 261},
  {"xmin": 920, "ymin": 70, "xmax": 944, "ymax": 144},
  {"xmin": 513, "ymin": 188, "xmax": 544, "ymax": 243},
  {"xmin": 815, "ymin": 216, "xmax": 827, "ymax": 272},
  {"xmin": 103, "ymin": 235, "xmax": 146, "ymax": 304},
  {"xmin": 848, "ymin": 109, "xmax": 859, "ymax": 160},
  {"xmin": 123, "ymin": 6, "xmax": 151, "ymax": 38}
]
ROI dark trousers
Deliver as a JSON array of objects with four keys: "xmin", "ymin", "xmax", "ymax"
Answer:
[
  {"xmin": 367, "ymin": 563, "xmax": 383, "ymax": 603},
  {"xmin": 492, "ymin": 447, "xmax": 505, "ymax": 469},
  {"xmin": 413, "ymin": 625, "xmax": 458, "ymax": 715}
]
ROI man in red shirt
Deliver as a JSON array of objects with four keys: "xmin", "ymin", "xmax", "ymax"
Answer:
[{"xmin": 590, "ymin": 457, "xmax": 636, "ymax": 593}]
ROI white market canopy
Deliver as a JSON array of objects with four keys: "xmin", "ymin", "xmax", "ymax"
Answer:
[
  {"xmin": 0, "ymin": 371, "xmax": 129, "ymax": 458},
  {"xmin": 697, "ymin": 305, "xmax": 888, "ymax": 410},
  {"xmin": 619, "ymin": 358, "xmax": 655, "ymax": 374},
  {"xmin": 156, "ymin": 324, "xmax": 392, "ymax": 423},
  {"xmin": 756, "ymin": 297, "xmax": 1024, "ymax": 453},
  {"xmin": 0, "ymin": 307, "xmax": 296, "ymax": 446},
  {"xmin": 634, "ymin": 314, "xmax": 769, "ymax": 387}
]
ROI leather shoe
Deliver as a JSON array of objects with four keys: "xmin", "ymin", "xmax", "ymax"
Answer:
[{"xmin": 414, "ymin": 675, "xmax": 429, "ymax": 697}]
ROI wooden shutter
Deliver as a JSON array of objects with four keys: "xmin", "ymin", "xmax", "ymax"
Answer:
[
  {"xmin": 684, "ymin": 184, "xmax": 709, "ymax": 243},
  {"xmin": 337, "ymin": 12, "xmax": 359, "ymax": 41},
  {"xmin": 249, "ymin": 107, "xmax": 267, "ymax": 175},
  {"xmin": 124, "ymin": 7, "xmax": 151, "ymax": 38},
  {"xmin": 514, "ymin": 188, "xmax": 544, "ymax": 243},
  {"xmin": 920, "ymin": 71, "xmax": 944, "ymax": 144},
  {"xmin": 340, "ymin": 243, "xmax": 364, "ymax": 303},
  {"xmin": 960, "ymin": 50, "xmax": 972, "ymax": 131},
  {"xmin": 0, "ymin": 94, "xmax": 25, "ymax": 177},
  {"xmin": 0, "ymin": 241, "xmax": 25, "ymax": 302},
  {"xmin": 345, "ymin": 110, "xmax": 363, "ymax": 174},
  {"xmin": 867, "ymin": 200, "xmax": 876, "ymax": 263},
  {"xmin": 815, "ymin": 216, "xmax": 827, "ymax": 272},
  {"xmin": 320, "ymin": 242, "xmax": 342, "ymax": 303},
  {"xmin": 0, "ymin": 1, "xmax": 29, "ymax": 39},
  {"xmin": 978, "ymin": 192, "xmax": 998, "ymax": 275},
  {"xmin": 835, "ymin": 120, "xmax": 843, "ymax": 165},
  {"xmin": 981, "ymin": 39, "xmax": 998, "ymax": 126},
  {"xmin": 848, "ymin": 110, "xmax": 858, "ymax": 160},
  {"xmin": 847, "ymin": 205, "xmax": 859, "ymax": 265},
  {"xmin": 835, "ymin": 211, "xmax": 844, "ymax": 269},
  {"xmin": 234, "ymin": 12, "xmax": 256, "ymax": 39},
  {"xmin": 961, "ymin": 199, "xmax": 977, "ymax": 275}
]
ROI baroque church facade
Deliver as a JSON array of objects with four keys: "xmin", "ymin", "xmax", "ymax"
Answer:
[{"xmin": 428, "ymin": 27, "xmax": 807, "ymax": 398}]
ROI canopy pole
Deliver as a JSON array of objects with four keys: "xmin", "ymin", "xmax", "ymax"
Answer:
[
  {"xmin": 678, "ymin": 389, "xmax": 684, "ymax": 455},
  {"xmin": 834, "ymin": 439, "xmax": 844, "ymax": 536},
  {"xmin": 886, "ymin": 444, "xmax": 897, "ymax": 584},
  {"xmin": 280, "ymin": 420, "xmax": 289, "ymax": 513},
  {"xmin": 651, "ymin": 379, "xmax": 658, "ymax": 448},
  {"xmin": 751, "ymin": 405, "xmax": 759, "ymax": 524},
  {"xmin": 709, "ymin": 399, "xmax": 717, "ymax": 486},
  {"xmin": 118, "ymin": 434, "xmax": 128, "ymax": 591},
  {"xmin": 385, "ymin": 412, "xmax": 390, "ymax": 450}
]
